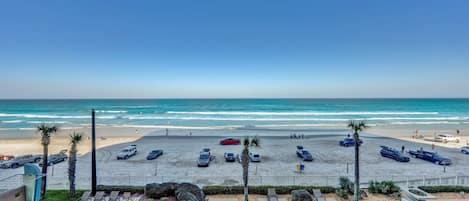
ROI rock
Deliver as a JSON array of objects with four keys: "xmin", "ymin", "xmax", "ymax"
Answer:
[
  {"xmin": 176, "ymin": 183, "xmax": 205, "ymax": 201},
  {"xmin": 291, "ymin": 190, "xmax": 313, "ymax": 201},
  {"xmin": 145, "ymin": 182, "xmax": 205, "ymax": 201},
  {"xmin": 175, "ymin": 190, "xmax": 199, "ymax": 201},
  {"xmin": 145, "ymin": 182, "xmax": 178, "ymax": 199}
]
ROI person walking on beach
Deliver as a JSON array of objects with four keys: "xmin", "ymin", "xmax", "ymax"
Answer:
[
  {"xmin": 165, "ymin": 128, "xmax": 169, "ymax": 136},
  {"xmin": 432, "ymin": 143, "xmax": 435, "ymax": 150},
  {"xmin": 347, "ymin": 134, "xmax": 351, "ymax": 138},
  {"xmin": 457, "ymin": 129, "xmax": 460, "ymax": 135},
  {"xmin": 401, "ymin": 145, "xmax": 405, "ymax": 153}
]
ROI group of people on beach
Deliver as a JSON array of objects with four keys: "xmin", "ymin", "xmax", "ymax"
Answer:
[{"xmin": 290, "ymin": 133, "xmax": 305, "ymax": 139}]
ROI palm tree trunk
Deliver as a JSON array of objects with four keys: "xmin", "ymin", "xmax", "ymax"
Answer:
[
  {"xmin": 69, "ymin": 143, "xmax": 77, "ymax": 197},
  {"xmin": 41, "ymin": 143, "xmax": 49, "ymax": 200},
  {"xmin": 242, "ymin": 149, "xmax": 249, "ymax": 201},
  {"xmin": 353, "ymin": 132, "xmax": 360, "ymax": 201}
]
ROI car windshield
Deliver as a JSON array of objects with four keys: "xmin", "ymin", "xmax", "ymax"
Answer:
[
  {"xmin": 200, "ymin": 154, "xmax": 209, "ymax": 160},
  {"xmin": 253, "ymin": 154, "xmax": 260, "ymax": 157},
  {"xmin": 227, "ymin": 153, "xmax": 234, "ymax": 156},
  {"xmin": 302, "ymin": 150, "xmax": 310, "ymax": 155}
]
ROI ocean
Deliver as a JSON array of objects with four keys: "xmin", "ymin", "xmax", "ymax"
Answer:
[{"xmin": 1, "ymin": 99, "xmax": 469, "ymax": 131}]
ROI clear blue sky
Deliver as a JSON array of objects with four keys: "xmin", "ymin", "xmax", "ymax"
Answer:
[{"xmin": 1, "ymin": 0, "xmax": 469, "ymax": 98}]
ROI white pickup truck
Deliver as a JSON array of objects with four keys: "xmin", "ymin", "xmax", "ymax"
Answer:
[{"xmin": 116, "ymin": 145, "xmax": 137, "ymax": 160}]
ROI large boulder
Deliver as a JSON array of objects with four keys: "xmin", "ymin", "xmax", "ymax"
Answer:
[
  {"xmin": 145, "ymin": 182, "xmax": 178, "ymax": 198},
  {"xmin": 176, "ymin": 183, "xmax": 205, "ymax": 201},
  {"xmin": 291, "ymin": 190, "xmax": 313, "ymax": 201},
  {"xmin": 145, "ymin": 182, "xmax": 205, "ymax": 201},
  {"xmin": 175, "ymin": 190, "xmax": 199, "ymax": 201}
]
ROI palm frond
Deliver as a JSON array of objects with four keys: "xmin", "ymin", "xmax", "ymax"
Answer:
[{"xmin": 69, "ymin": 132, "xmax": 83, "ymax": 144}]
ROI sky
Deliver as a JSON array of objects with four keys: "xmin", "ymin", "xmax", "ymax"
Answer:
[{"xmin": 1, "ymin": 0, "xmax": 469, "ymax": 99}]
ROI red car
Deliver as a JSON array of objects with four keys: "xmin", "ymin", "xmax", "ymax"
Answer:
[{"xmin": 220, "ymin": 137, "xmax": 241, "ymax": 145}]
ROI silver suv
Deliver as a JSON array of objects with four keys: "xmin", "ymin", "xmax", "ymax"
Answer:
[{"xmin": 0, "ymin": 154, "xmax": 42, "ymax": 169}]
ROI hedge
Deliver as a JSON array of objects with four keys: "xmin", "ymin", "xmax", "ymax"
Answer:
[
  {"xmin": 202, "ymin": 185, "xmax": 336, "ymax": 195},
  {"xmin": 95, "ymin": 185, "xmax": 336, "ymax": 195},
  {"xmin": 96, "ymin": 185, "xmax": 144, "ymax": 194},
  {"xmin": 418, "ymin": 186, "xmax": 469, "ymax": 193}
]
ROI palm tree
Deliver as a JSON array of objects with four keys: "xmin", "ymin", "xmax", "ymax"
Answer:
[
  {"xmin": 68, "ymin": 132, "xmax": 83, "ymax": 198},
  {"xmin": 241, "ymin": 136, "xmax": 261, "ymax": 201},
  {"xmin": 347, "ymin": 120, "xmax": 368, "ymax": 201},
  {"xmin": 37, "ymin": 124, "xmax": 58, "ymax": 200}
]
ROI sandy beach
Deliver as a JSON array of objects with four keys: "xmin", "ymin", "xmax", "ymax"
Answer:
[{"xmin": 1, "ymin": 126, "xmax": 469, "ymax": 190}]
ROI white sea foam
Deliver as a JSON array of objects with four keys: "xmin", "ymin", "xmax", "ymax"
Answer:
[
  {"xmin": 1, "ymin": 120, "xmax": 24, "ymax": 123},
  {"xmin": 26, "ymin": 121, "xmax": 69, "ymax": 124},
  {"xmin": 124, "ymin": 115, "xmax": 466, "ymax": 122},
  {"xmin": 96, "ymin": 110, "xmax": 127, "ymax": 113},
  {"xmin": 0, "ymin": 113, "xmax": 116, "ymax": 119},
  {"xmin": 391, "ymin": 121, "xmax": 460, "ymax": 125},
  {"xmin": 166, "ymin": 111, "xmax": 439, "ymax": 116},
  {"xmin": 125, "ymin": 116, "xmax": 350, "ymax": 121},
  {"xmin": 0, "ymin": 113, "xmax": 88, "ymax": 119},
  {"xmin": 367, "ymin": 117, "xmax": 463, "ymax": 121}
]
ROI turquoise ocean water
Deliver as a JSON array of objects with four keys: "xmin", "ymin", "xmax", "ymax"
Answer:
[{"xmin": 1, "ymin": 99, "xmax": 469, "ymax": 131}]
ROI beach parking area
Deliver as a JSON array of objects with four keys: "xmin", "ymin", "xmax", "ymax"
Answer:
[{"xmin": 2, "ymin": 129, "xmax": 469, "ymax": 189}]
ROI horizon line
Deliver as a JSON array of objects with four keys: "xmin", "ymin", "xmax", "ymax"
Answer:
[{"xmin": 1, "ymin": 97, "xmax": 469, "ymax": 100}]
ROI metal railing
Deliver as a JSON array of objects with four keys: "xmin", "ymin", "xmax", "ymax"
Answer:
[
  {"xmin": 40, "ymin": 174, "xmax": 469, "ymax": 189},
  {"xmin": 0, "ymin": 174, "xmax": 23, "ymax": 193}
]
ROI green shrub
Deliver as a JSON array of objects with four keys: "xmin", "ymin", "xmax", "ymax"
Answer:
[
  {"xmin": 418, "ymin": 185, "xmax": 469, "ymax": 193},
  {"xmin": 202, "ymin": 185, "xmax": 336, "ymax": 195},
  {"xmin": 335, "ymin": 188, "xmax": 348, "ymax": 199},
  {"xmin": 338, "ymin": 176, "xmax": 354, "ymax": 194},
  {"xmin": 368, "ymin": 181, "xmax": 400, "ymax": 195},
  {"xmin": 96, "ymin": 185, "xmax": 144, "ymax": 194},
  {"xmin": 44, "ymin": 190, "xmax": 85, "ymax": 201}
]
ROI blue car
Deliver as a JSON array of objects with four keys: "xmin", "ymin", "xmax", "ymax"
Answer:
[
  {"xmin": 379, "ymin": 146, "xmax": 410, "ymax": 162},
  {"xmin": 408, "ymin": 149, "xmax": 451, "ymax": 165},
  {"xmin": 339, "ymin": 138, "xmax": 363, "ymax": 147},
  {"xmin": 146, "ymin": 150, "xmax": 163, "ymax": 160},
  {"xmin": 296, "ymin": 145, "xmax": 313, "ymax": 161}
]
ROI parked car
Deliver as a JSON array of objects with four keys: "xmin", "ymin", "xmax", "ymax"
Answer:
[
  {"xmin": 146, "ymin": 149, "xmax": 164, "ymax": 160},
  {"xmin": 39, "ymin": 151, "xmax": 68, "ymax": 167},
  {"xmin": 116, "ymin": 145, "xmax": 137, "ymax": 160},
  {"xmin": 296, "ymin": 145, "xmax": 313, "ymax": 161},
  {"xmin": 435, "ymin": 134, "xmax": 460, "ymax": 143},
  {"xmin": 339, "ymin": 137, "xmax": 363, "ymax": 147},
  {"xmin": 249, "ymin": 152, "xmax": 261, "ymax": 162},
  {"xmin": 200, "ymin": 148, "xmax": 211, "ymax": 154},
  {"xmin": 461, "ymin": 146, "xmax": 469, "ymax": 154},
  {"xmin": 0, "ymin": 154, "xmax": 14, "ymax": 161},
  {"xmin": 224, "ymin": 152, "xmax": 236, "ymax": 162},
  {"xmin": 220, "ymin": 137, "xmax": 241, "ymax": 145},
  {"xmin": 197, "ymin": 152, "xmax": 213, "ymax": 167},
  {"xmin": 408, "ymin": 149, "xmax": 452, "ymax": 165},
  {"xmin": 0, "ymin": 154, "xmax": 42, "ymax": 169},
  {"xmin": 379, "ymin": 146, "xmax": 410, "ymax": 162}
]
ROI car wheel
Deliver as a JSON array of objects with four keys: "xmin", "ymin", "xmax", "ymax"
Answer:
[
  {"xmin": 11, "ymin": 164, "xmax": 19, "ymax": 169},
  {"xmin": 34, "ymin": 158, "xmax": 41, "ymax": 163}
]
